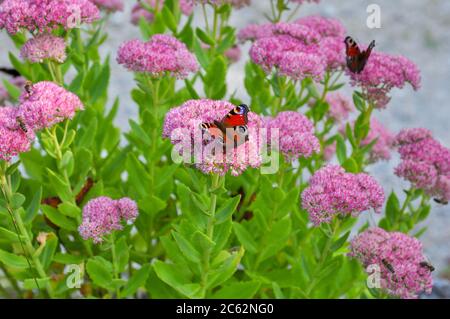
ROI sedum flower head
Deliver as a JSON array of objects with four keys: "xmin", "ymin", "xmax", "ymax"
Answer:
[
  {"xmin": 20, "ymin": 34, "xmax": 67, "ymax": 64},
  {"xmin": 301, "ymin": 165, "xmax": 385, "ymax": 225},
  {"xmin": 264, "ymin": 111, "xmax": 320, "ymax": 161},
  {"xmin": 0, "ymin": 106, "xmax": 35, "ymax": 161},
  {"xmin": 18, "ymin": 81, "xmax": 84, "ymax": 131},
  {"xmin": 349, "ymin": 227, "xmax": 433, "ymax": 299},
  {"xmin": 79, "ymin": 196, "xmax": 138, "ymax": 243},
  {"xmin": 394, "ymin": 128, "xmax": 450, "ymax": 203},
  {"xmin": 163, "ymin": 99, "xmax": 262, "ymax": 176},
  {"xmin": 117, "ymin": 34, "xmax": 199, "ymax": 79},
  {"xmin": 0, "ymin": 0, "xmax": 100, "ymax": 34},
  {"xmin": 245, "ymin": 17, "xmax": 346, "ymax": 80},
  {"xmin": 324, "ymin": 93, "xmax": 354, "ymax": 122},
  {"xmin": 348, "ymin": 51, "xmax": 421, "ymax": 109}
]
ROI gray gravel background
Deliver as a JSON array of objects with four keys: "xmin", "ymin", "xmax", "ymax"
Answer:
[{"xmin": 1, "ymin": 0, "xmax": 449, "ymax": 286}]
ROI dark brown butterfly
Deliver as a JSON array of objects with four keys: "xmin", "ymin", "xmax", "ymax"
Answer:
[
  {"xmin": 200, "ymin": 104, "xmax": 250, "ymax": 149},
  {"xmin": 344, "ymin": 36, "xmax": 376, "ymax": 74}
]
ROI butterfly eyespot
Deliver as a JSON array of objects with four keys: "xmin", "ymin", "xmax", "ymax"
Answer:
[{"xmin": 237, "ymin": 126, "xmax": 247, "ymax": 134}]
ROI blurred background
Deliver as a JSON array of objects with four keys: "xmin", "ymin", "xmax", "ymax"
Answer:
[{"xmin": 1, "ymin": 0, "xmax": 449, "ymax": 297}]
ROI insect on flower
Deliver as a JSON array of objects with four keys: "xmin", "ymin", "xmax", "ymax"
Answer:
[
  {"xmin": 344, "ymin": 36, "xmax": 375, "ymax": 73},
  {"xmin": 24, "ymin": 80, "xmax": 34, "ymax": 96},
  {"xmin": 433, "ymin": 198, "xmax": 448, "ymax": 205},
  {"xmin": 16, "ymin": 116, "xmax": 28, "ymax": 133},
  {"xmin": 419, "ymin": 261, "xmax": 435, "ymax": 272},
  {"xmin": 382, "ymin": 258, "xmax": 399, "ymax": 283},
  {"xmin": 200, "ymin": 104, "xmax": 250, "ymax": 150}
]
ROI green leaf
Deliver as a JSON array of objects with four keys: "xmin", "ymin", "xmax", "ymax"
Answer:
[
  {"xmin": 53, "ymin": 253, "xmax": 84, "ymax": 265},
  {"xmin": 335, "ymin": 135, "xmax": 347, "ymax": 165},
  {"xmin": 129, "ymin": 119, "xmax": 151, "ymax": 147},
  {"xmin": 342, "ymin": 158, "xmax": 359, "ymax": 173},
  {"xmin": 119, "ymin": 265, "xmax": 151, "ymax": 298},
  {"xmin": 331, "ymin": 231, "xmax": 350, "ymax": 252},
  {"xmin": 184, "ymin": 79, "xmax": 199, "ymax": 99},
  {"xmin": 58, "ymin": 202, "xmax": 81, "ymax": 219},
  {"xmin": 232, "ymin": 222, "xmax": 257, "ymax": 254},
  {"xmin": 385, "ymin": 192, "xmax": 400, "ymax": 224},
  {"xmin": 38, "ymin": 233, "xmax": 58, "ymax": 270},
  {"xmin": 24, "ymin": 187, "xmax": 42, "ymax": 224},
  {"xmin": 216, "ymin": 195, "xmax": 241, "ymax": 224},
  {"xmin": 59, "ymin": 151, "xmax": 74, "ymax": 177},
  {"xmin": 0, "ymin": 227, "xmax": 25, "ymax": 243},
  {"xmin": 91, "ymin": 57, "xmax": 110, "ymax": 102},
  {"xmin": 46, "ymin": 168, "xmax": 73, "ymax": 203},
  {"xmin": 2, "ymin": 79, "xmax": 21, "ymax": 102},
  {"xmin": 172, "ymin": 231, "xmax": 201, "ymax": 263},
  {"xmin": 212, "ymin": 281, "xmax": 261, "ymax": 299},
  {"xmin": 196, "ymin": 28, "xmax": 215, "ymax": 46},
  {"xmin": 207, "ymin": 248, "xmax": 244, "ymax": 289},
  {"xmin": 114, "ymin": 236, "xmax": 129, "ymax": 273},
  {"xmin": 153, "ymin": 260, "xmax": 200, "ymax": 298},
  {"xmin": 24, "ymin": 278, "xmax": 50, "ymax": 290},
  {"xmin": 0, "ymin": 249, "xmax": 28, "ymax": 268},
  {"xmin": 277, "ymin": 188, "xmax": 300, "ymax": 217},
  {"xmin": 259, "ymin": 218, "xmax": 291, "ymax": 261},
  {"xmin": 193, "ymin": 38, "xmax": 209, "ymax": 69},
  {"xmin": 5, "ymin": 161, "xmax": 21, "ymax": 176},
  {"xmin": 353, "ymin": 92, "xmax": 366, "ymax": 112},
  {"xmin": 11, "ymin": 193, "xmax": 25, "ymax": 209},
  {"xmin": 86, "ymin": 256, "xmax": 114, "ymax": 290},
  {"xmin": 162, "ymin": 6, "xmax": 177, "ymax": 33},
  {"xmin": 42, "ymin": 205, "xmax": 77, "ymax": 231},
  {"xmin": 204, "ymin": 56, "xmax": 227, "ymax": 99}
]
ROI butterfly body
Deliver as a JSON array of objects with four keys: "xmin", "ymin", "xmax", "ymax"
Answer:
[
  {"xmin": 201, "ymin": 104, "xmax": 250, "ymax": 150},
  {"xmin": 345, "ymin": 36, "xmax": 375, "ymax": 74},
  {"xmin": 419, "ymin": 261, "xmax": 435, "ymax": 272}
]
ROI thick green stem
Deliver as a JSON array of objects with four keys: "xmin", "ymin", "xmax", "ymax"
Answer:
[
  {"xmin": 305, "ymin": 219, "xmax": 340, "ymax": 297},
  {"xmin": 110, "ymin": 233, "xmax": 121, "ymax": 298},
  {"xmin": 0, "ymin": 166, "xmax": 54, "ymax": 298},
  {"xmin": 200, "ymin": 174, "xmax": 222, "ymax": 298}
]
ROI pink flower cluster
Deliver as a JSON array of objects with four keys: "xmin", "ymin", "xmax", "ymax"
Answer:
[
  {"xmin": 0, "ymin": 107, "xmax": 35, "ymax": 161},
  {"xmin": 243, "ymin": 16, "xmax": 346, "ymax": 80},
  {"xmin": 341, "ymin": 118, "xmax": 394, "ymax": 163},
  {"xmin": 224, "ymin": 45, "xmax": 242, "ymax": 64},
  {"xmin": 117, "ymin": 34, "xmax": 199, "ymax": 79},
  {"xmin": 263, "ymin": 111, "xmax": 320, "ymax": 161},
  {"xmin": 79, "ymin": 196, "xmax": 138, "ymax": 243},
  {"xmin": 0, "ymin": 81, "xmax": 83, "ymax": 161},
  {"xmin": 394, "ymin": 128, "xmax": 450, "ymax": 203},
  {"xmin": 163, "ymin": 99, "xmax": 262, "ymax": 176},
  {"xmin": 20, "ymin": 34, "xmax": 67, "ymax": 64},
  {"xmin": 301, "ymin": 165, "xmax": 385, "ymax": 225},
  {"xmin": 348, "ymin": 51, "xmax": 421, "ymax": 109},
  {"xmin": 324, "ymin": 92, "xmax": 354, "ymax": 122},
  {"xmin": 90, "ymin": 0, "xmax": 124, "ymax": 12},
  {"xmin": 19, "ymin": 81, "xmax": 84, "ymax": 131},
  {"xmin": 361, "ymin": 119, "xmax": 394, "ymax": 163},
  {"xmin": 349, "ymin": 227, "xmax": 433, "ymax": 299},
  {"xmin": 0, "ymin": 0, "xmax": 100, "ymax": 34}
]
